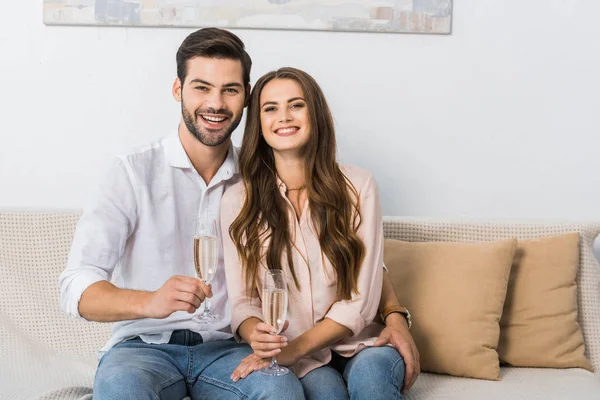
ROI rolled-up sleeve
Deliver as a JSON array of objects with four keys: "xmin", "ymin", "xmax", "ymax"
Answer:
[
  {"xmin": 325, "ymin": 174, "xmax": 384, "ymax": 336},
  {"xmin": 58, "ymin": 157, "xmax": 137, "ymax": 319},
  {"xmin": 220, "ymin": 184, "xmax": 264, "ymax": 341}
]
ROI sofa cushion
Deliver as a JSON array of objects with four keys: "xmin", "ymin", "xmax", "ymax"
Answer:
[
  {"xmin": 382, "ymin": 218, "xmax": 600, "ymax": 374},
  {"xmin": 384, "ymin": 238, "xmax": 518, "ymax": 380},
  {"xmin": 499, "ymin": 233, "xmax": 593, "ymax": 371},
  {"xmin": 404, "ymin": 368, "xmax": 600, "ymax": 400}
]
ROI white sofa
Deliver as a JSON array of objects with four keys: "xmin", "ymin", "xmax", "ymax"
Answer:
[{"xmin": 1, "ymin": 211, "xmax": 599, "ymax": 400}]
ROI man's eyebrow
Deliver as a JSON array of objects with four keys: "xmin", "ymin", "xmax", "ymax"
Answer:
[
  {"xmin": 189, "ymin": 79, "xmax": 243, "ymax": 89},
  {"xmin": 189, "ymin": 79, "xmax": 213, "ymax": 87},
  {"xmin": 261, "ymin": 97, "xmax": 306, "ymax": 108}
]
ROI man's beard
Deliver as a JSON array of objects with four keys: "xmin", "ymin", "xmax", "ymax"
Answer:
[{"xmin": 181, "ymin": 100, "xmax": 242, "ymax": 147}]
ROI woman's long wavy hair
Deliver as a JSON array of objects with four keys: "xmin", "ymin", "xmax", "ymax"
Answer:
[{"xmin": 229, "ymin": 67, "xmax": 365, "ymax": 300}]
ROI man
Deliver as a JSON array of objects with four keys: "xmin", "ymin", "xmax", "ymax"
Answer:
[{"xmin": 59, "ymin": 27, "xmax": 419, "ymax": 399}]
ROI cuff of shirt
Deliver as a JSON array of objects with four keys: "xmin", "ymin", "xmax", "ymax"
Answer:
[
  {"xmin": 61, "ymin": 270, "xmax": 107, "ymax": 319},
  {"xmin": 231, "ymin": 306, "xmax": 264, "ymax": 342},
  {"xmin": 325, "ymin": 303, "xmax": 367, "ymax": 337}
]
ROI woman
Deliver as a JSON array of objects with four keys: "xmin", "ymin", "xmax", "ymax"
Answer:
[{"xmin": 220, "ymin": 67, "xmax": 405, "ymax": 399}]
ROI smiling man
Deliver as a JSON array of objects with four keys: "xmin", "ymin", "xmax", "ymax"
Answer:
[
  {"xmin": 59, "ymin": 28, "xmax": 304, "ymax": 400},
  {"xmin": 58, "ymin": 27, "xmax": 419, "ymax": 400}
]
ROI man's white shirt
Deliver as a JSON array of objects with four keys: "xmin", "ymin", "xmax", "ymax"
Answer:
[{"xmin": 59, "ymin": 132, "xmax": 240, "ymax": 356}]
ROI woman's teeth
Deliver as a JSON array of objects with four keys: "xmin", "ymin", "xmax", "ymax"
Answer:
[{"xmin": 277, "ymin": 127, "xmax": 297, "ymax": 134}]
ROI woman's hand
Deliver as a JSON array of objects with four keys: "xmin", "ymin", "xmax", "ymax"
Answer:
[
  {"xmin": 230, "ymin": 320, "xmax": 290, "ymax": 382},
  {"xmin": 248, "ymin": 321, "xmax": 289, "ymax": 358},
  {"xmin": 231, "ymin": 336, "xmax": 303, "ymax": 381},
  {"xmin": 231, "ymin": 353, "xmax": 271, "ymax": 382}
]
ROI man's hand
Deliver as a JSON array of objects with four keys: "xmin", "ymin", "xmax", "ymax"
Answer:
[
  {"xmin": 143, "ymin": 276, "xmax": 213, "ymax": 319},
  {"xmin": 374, "ymin": 313, "xmax": 420, "ymax": 394}
]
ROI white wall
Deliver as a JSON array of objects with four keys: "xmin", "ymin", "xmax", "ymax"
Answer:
[{"xmin": 1, "ymin": 1, "xmax": 599, "ymax": 222}]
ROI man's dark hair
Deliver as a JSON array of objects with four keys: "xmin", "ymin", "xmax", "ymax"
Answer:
[{"xmin": 176, "ymin": 27, "xmax": 252, "ymax": 87}]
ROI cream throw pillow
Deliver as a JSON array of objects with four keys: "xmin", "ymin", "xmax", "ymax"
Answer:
[
  {"xmin": 498, "ymin": 233, "xmax": 593, "ymax": 371},
  {"xmin": 384, "ymin": 238, "xmax": 518, "ymax": 380}
]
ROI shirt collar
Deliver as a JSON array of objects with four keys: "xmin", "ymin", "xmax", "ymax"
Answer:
[
  {"xmin": 275, "ymin": 175, "xmax": 289, "ymax": 194},
  {"xmin": 162, "ymin": 131, "xmax": 192, "ymax": 169},
  {"xmin": 162, "ymin": 131, "xmax": 240, "ymax": 181}
]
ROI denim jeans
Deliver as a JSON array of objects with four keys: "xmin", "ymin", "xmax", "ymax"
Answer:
[
  {"xmin": 300, "ymin": 346, "xmax": 405, "ymax": 400},
  {"xmin": 94, "ymin": 330, "xmax": 305, "ymax": 400}
]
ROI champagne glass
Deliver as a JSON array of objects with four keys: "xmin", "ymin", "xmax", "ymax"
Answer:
[
  {"xmin": 259, "ymin": 269, "xmax": 289, "ymax": 376},
  {"xmin": 193, "ymin": 218, "xmax": 219, "ymax": 323}
]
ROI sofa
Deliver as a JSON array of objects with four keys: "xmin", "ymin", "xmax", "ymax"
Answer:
[{"xmin": 1, "ymin": 210, "xmax": 599, "ymax": 400}]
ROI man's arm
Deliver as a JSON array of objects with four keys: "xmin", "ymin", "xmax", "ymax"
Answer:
[
  {"xmin": 375, "ymin": 271, "xmax": 421, "ymax": 394},
  {"xmin": 78, "ymin": 281, "xmax": 151, "ymax": 322},
  {"xmin": 59, "ymin": 157, "xmax": 210, "ymax": 323},
  {"xmin": 78, "ymin": 277, "xmax": 212, "ymax": 322},
  {"xmin": 379, "ymin": 270, "xmax": 409, "ymax": 326}
]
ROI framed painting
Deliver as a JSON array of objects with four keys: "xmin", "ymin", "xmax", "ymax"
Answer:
[{"xmin": 43, "ymin": 0, "xmax": 452, "ymax": 34}]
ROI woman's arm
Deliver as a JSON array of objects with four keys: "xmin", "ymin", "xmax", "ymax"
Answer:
[
  {"xmin": 323, "ymin": 173, "xmax": 384, "ymax": 336},
  {"xmin": 276, "ymin": 318, "xmax": 352, "ymax": 366}
]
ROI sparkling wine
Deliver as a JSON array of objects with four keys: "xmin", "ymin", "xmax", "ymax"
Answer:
[
  {"xmin": 193, "ymin": 235, "xmax": 218, "ymax": 284},
  {"xmin": 262, "ymin": 288, "xmax": 288, "ymax": 334}
]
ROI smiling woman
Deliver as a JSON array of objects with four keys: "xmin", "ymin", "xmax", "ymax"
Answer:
[
  {"xmin": 259, "ymin": 78, "xmax": 312, "ymax": 155},
  {"xmin": 220, "ymin": 67, "xmax": 406, "ymax": 399}
]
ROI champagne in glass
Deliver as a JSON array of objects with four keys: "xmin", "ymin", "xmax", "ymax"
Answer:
[
  {"xmin": 193, "ymin": 235, "xmax": 217, "ymax": 284},
  {"xmin": 262, "ymin": 288, "xmax": 288, "ymax": 335},
  {"xmin": 193, "ymin": 218, "xmax": 220, "ymax": 323},
  {"xmin": 259, "ymin": 269, "xmax": 290, "ymax": 376}
]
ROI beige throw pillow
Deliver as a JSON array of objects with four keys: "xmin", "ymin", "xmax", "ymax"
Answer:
[
  {"xmin": 384, "ymin": 238, "xmax": 518, "ymax": 380},
  {"xmin": 498, "ymin": 233, "xmax": 593, "ymax": 371}
]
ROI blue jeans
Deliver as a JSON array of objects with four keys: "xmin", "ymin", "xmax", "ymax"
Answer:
[
  {"xmin": 94, "ymin": 330, "xmax": 305, "ymax": 400},
  {"xmin": 300, "ymin": 346, "xmax": 405, "ymax": 400}
]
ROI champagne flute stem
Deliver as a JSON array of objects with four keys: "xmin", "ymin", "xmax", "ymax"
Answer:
[
  {"xmin": 269, "ymin": 356, "xmax": 278, "ymax": 369},
  {"xmin": 205, "ymin": 297, "xmax": 211, "ymax": 313}
]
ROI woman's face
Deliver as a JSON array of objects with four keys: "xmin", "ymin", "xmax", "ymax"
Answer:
[{"xmin": 259, "ymin": 78, "xmax": 311, "ymax": 156}]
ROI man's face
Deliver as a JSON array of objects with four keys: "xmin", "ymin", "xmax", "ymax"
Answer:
[{"xmin": 174, "ymin": 57, "xmax": 246, "ymax": 147}]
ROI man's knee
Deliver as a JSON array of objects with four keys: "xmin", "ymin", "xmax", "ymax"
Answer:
[
  {"xmin": 95, "ymin": 364, "xmax": 186, "ymax": 400},
  {"xmin": 95, "ymin": 364, "xmax": 152, "ymax": 399},
  {"xmin": 94, "ymin": 345, "xmax": 186, "ymax": 400}
]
